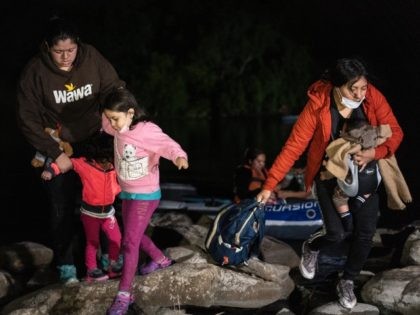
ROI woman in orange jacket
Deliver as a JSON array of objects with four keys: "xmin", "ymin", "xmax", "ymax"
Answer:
[{"xmin": 256, "ymin": 58, "xmax": 403, "ymax": 309}]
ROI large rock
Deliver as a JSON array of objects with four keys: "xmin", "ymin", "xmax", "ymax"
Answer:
[
  {"xmin": 0, "ymin": 270, "xmax": 21, "ymax": 304},
  {"xmin": 401, "ymin": 229, "xmax": 420, "ymax": 266},
  {"xmin": 308, "ymin": 301, "xmax": 379, "ymax": 315},
  {"xmin": 134, "ymin": 262, "xmax": 288, "ymax": 309},
  {"xmin": 260, "ymin": 236, "xmax": 300, "ymax": 268},
  {"xmin": 361, "ymin": 265, "xmax": 420, "ymax": 315},
  {"xmin": 2, "ymin": 246, "xmax": 294, "ymax": 314},
  {"xmin": 1, "ymin": 284, "xmax": 63, "ymax": 315},
  {"xmin": 0, "ymin": 242, "xmax": 53, "ymax": 273},
  {"xmin": 151, "ymin": 212, "xmax": 208, "ymax": 249}
]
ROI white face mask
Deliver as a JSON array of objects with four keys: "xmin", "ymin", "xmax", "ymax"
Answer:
[
  {"xmin": 336, "ymin": 87, "xmax": 365, "ymax": 109},
  {"xmin": 341, "ymin": 96, "xmax": 365, "ymax": 109}
]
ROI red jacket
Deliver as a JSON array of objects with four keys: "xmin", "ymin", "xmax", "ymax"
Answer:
[
  {"xmin": 51, "ymin": 158, "xmax": 121, "ymax": 206},
  {"xmin": 263, "ymin": 80, "xmax": 404, "ymax": 192}
]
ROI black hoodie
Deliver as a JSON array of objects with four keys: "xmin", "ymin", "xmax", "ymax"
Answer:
[{"xmin": 17, "ymin": 43, "xmax": 125, "ymax": 159}]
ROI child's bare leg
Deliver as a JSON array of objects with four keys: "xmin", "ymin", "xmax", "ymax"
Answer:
[
  {"xmin": 336, "ymin": 204, "xmax": 349, "ymax": 214},
  {"xmin": 333, "ymin": 187, "xmax": 353, "ymax": 233}
]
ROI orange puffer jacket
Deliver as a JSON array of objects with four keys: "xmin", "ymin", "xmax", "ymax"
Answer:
[{"xmin": 263, "ymin": 80, "xmax": 404, "ymax": 192}]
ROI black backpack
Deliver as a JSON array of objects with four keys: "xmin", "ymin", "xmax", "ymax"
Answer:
[{"xmin": 205, "ymin": 199, "xmax": 265, "ymax": 266}]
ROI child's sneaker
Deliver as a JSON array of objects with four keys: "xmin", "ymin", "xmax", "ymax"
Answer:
[
  {"xmin": 100, "ymin": 253, "xmax": 110, "ymax": 270},
  {"xmin": 86, "ymin": 268, "xmax": 109, "ymax": 282},
  {"xmin": 138, "ymin": 256, "xmax": 173, "ymax": 275},
  {"xmin": 108, "ymin": 259, "xmax": 123, "ymax": 279},
  {"xmin": 102, "ymin": 253, "xmax": 123, "ymax": 272},
  {"xmin": 57, "ymin": 264, "xmax": 79, "ymax": 284},
  {"xmin": 107, "ymin": 291, "xmax": 134, "ymax": 315}
]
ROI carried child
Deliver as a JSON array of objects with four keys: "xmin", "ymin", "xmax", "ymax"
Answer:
[
  {"xmin": 322, "ymin": 118, "xmax": 392, "ymax": 232},
  {"xmin": 101, "ymin": 88, "xmax": 188, "ymax": 315},
  {"xmin": 41, "ymin": 132, "xmax": 123, "ymax": 282}
]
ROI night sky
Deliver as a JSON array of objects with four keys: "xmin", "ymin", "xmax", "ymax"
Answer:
[{"xmin": 1, "ymin": 0, "xmax": 419, "ymax": 243}]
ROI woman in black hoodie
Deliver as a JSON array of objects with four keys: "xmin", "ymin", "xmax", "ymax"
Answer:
[{"xmin": 17, "ymin": 16, "xmax": 125, "ymax": 284}]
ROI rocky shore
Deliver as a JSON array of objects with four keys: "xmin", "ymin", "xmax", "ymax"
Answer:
[{"xmin": 1, "ymin": 212, "xmax": 420, "ymax": 315}]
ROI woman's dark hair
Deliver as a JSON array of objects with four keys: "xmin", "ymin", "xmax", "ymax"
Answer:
[
  {"xmin": 83, "ymin": 132, "xmax": 114, "ymax": 164},
  {"xmin": 243, "ymin": 147, "xmax": 264, "ymax": 164},
  {"xmin": 44, "ymin": 16, "xmax": 80, "ymax": 47},
  {"xmin": 321, "ymin": 58, "xmax": 368, "ymax": 87},
  {"xmin": 101, "ymin": 88, "xmax": 149, "ymax": 127}
]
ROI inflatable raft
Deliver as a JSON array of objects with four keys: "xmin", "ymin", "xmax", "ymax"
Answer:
[{"xmin": 158, "ymin": 182, "xmax": 323, "ymax": 240}]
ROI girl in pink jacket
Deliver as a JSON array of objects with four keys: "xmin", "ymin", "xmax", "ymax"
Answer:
[{"xmin": 101, "ymin": 88, "xmax": 189, "ymax": 315}]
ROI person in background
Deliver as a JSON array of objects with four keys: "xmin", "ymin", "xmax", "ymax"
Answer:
[
  {"xmin": 256, "ymin": 58, "xmax": 404, "ymax": 309},
  {"xmin": 233, "ymin": 147, "xmax": 310, "ymax": 204},
  {"xmin": 275, "ymin": 165, "xmax": 312, "ymax": 201},
  {"xmin": 16, "ymin": 16, "xmax": 125, "ymax": 283},
  {"xmin": 233, "ymin": 147, "xmax": 273, "ymax": 203},
  {"xmin": 101, "ymin": 88, "xmax": 189, "ymax": 315},
  {"xmin": 41, "ymin": 132, "xmax": 123, "ymax": 282}
]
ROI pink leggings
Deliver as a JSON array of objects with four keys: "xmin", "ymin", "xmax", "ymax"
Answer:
[
  {"xmin": 80, "ymin": 214, "xmax": 122, "ymax": 271},
  {"xmin": 118, "ymin": 199, "xmax": 165, "ymax": 292}
]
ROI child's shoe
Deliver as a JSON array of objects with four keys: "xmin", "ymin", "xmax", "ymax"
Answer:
[
  {"xmin": 138, "ymin": 256, "xmax": 173, "ymax": 275},
  {"xmin": 86, "ymin": 268, "xmax": 109, "ymax": 282},
  {"xmin": 108, "ymin": 259, "xmax": 123, "ymax": 279},
  {"xmin": 107, "ymin": 291, "xmax": 134, "ymax": 315},
  {"xmin": 100, "ymin": 253, "xmax": 110, "ymax": 270},
  {"xmin": 57, "ymin": 264, "xmax": 79, "ymax": 284}
]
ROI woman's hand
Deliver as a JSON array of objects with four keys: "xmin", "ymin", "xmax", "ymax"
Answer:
[
  {"xmin": 256, "ymin": 189, "xmax": 273, "ymax": 204},
  {"xmin": 175, "ymin": 157, "xmax": 189, "ymax": 170},
  {"xmin": 353, "ymin": 147, "xmax": 375, "ymax": 171},
  {"xmin": 55, "ymin": 152, "xmax": 73, "ymax": 173},
  {"xmin": 266, "ymin": 192, "xmax": 278, "ymax": 204}
]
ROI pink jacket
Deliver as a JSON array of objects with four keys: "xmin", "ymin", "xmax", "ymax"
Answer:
[
  {"xmin": 263, "ymin": 80, "xmax": 404, "ymax": 192},
  {"xmin": 102, "ymin": 116, "xmax": 188, "ymax": 194}
]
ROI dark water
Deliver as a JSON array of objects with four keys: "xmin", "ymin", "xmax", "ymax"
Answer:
[
  {"xmin": 2, "ymin": 116, "xmax": 418, "ymax": 247},
  {"xmin": 156, "ymin": 116, "xmax": 296, "ymax": 195}
]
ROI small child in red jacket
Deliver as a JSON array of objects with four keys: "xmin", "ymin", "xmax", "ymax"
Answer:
[{"xmin": 42, "ymin": 132, "xmax": 122, "ymax": 282}]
